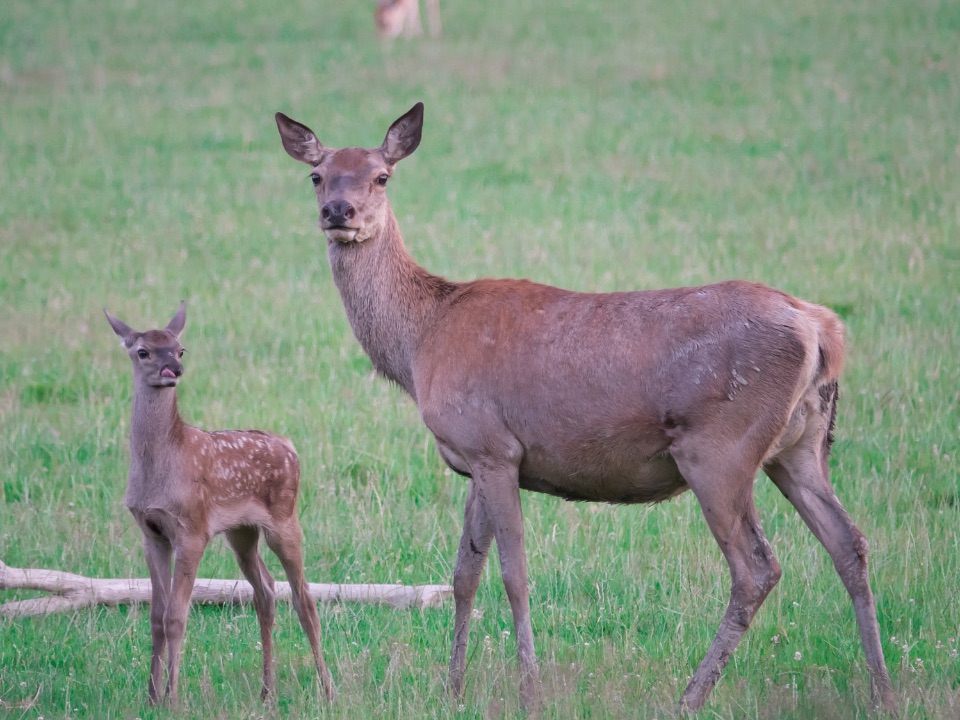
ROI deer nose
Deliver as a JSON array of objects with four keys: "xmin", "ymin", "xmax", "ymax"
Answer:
[
  {"xmin": 321, "ymin": 200, "xmax": 356, "ymax": 225},
  {"xmin": 160, "ymin": 361, "xmax": 183, "ymax": 378},
  {"xmin": 160, "ymin": 364, "xmax": 182, "ymax": 380}
]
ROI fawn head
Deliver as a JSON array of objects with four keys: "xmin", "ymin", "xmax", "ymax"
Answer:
[
  {"xmin": 105, "ymin": 302, "xmax": 187, "ymax": 388},
  {"xmin": 275, "ymin": 102, "xmax": 424, "ymax": 244}
]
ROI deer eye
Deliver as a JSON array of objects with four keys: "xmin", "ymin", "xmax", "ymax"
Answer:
[
  {"xmin": 310, "ymin": 173, "xmax": 322, "ymax": 186},
  {"xmin": 376, "ymin": 174, "xmax": 389, "ymax": 186},
  {"xmin": 178, "ymin": 349, "xmax": 186, "ymax": 358},
  {"xmin": 137, "ymin": 349, "xmax": 148, "ymax": 359}
]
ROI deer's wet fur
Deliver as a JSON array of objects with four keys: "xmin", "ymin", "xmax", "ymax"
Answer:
[{"xmin": 276, "ymin": 102, "xmax": 895, "ymax": 713}]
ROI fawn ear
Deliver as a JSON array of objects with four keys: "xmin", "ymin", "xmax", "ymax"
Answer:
[
  {"xmin": 166, "ymin": 301, "xmax": 186, "ymax": 338},
  {"xmin": 380, "ymin": 102, "xmax": 423, "ymax": 165},
  {"xmin": 276, "ymin": 112, "xmax": 327, "ymax": 165},
  {"xmin": 104, "ymin": 309, "xmax": 139, "ymax": 349}
]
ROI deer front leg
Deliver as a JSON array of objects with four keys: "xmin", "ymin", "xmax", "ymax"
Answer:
[
  {"xmin": 142, "ymin": 533, "xmax": 173, "ymax": 705},
  {"xmin": 475, "ymin": 460, "xmax": 542, "ymax": 712},
  {"xmin": 163, "ymin": 536, "xmax": 206, "ymax": 704},
  {"xmin": 447, "ymin": 480, "xmax": 494, "ymax": 702}
]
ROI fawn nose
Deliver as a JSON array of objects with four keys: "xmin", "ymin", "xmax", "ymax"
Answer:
[
  {"xmin": 161, "ymin": 363, "xmax": 183, "ymax": 380},
  {"xmin": 321, "ymin": 200, "xmax": 356, "ymax": 226}
]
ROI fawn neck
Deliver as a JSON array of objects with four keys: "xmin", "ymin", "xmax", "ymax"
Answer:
[
  {"xmin": 127, "ymin": 377, "xmax": 185, "ymax": 503},
  {"xmin": 327, "ymin": 211, "xmax": 457, "ymax": 400}
]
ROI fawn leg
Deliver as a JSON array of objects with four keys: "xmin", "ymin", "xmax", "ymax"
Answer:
[
  {"xmin": 142, "ymin": 532, "xmax": 172, "ymax": 705},
  {"xmin": 163, "ymin": 536, "xmax": 205, "ymax": 704},
  {"xmin": 766, "ymin": 451, "xmax": 896, "ymax": 712},
  {"xmin": 226, "ymin": 526, "xmax": 278, "ymax": 701},
  {"xmin": 263, "ymin": 521, "xmax": 336, "ymax": 702},
  {"xmin": 447, "ymin": 480, "xmax": 495, "ymax": 702},
  {"xmin": 676, "ymin": 456, "xmax": 782, "ymax": 713}
]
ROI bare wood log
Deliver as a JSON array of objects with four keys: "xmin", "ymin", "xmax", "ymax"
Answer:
[{"xmin": 0, "ymin": 560, "xmax": 452, "ymax": 618}]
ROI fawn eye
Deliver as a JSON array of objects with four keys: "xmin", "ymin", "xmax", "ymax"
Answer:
[
  {"xmin": 376, "ymin": 174, "xmax": 389, "ymax": 186},
  {"xmin": 178, "ymin": 348, "xmax": 186, "ymax": 358},
  {"xmin": 310, "ymin": 173, "xmax": 322, "ymax": 186},
  {"xmin": 137, "ymin": 349, "xmax": 148, "ymax": 359}
]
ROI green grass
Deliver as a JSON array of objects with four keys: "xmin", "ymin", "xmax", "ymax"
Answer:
[{"xmin": 2, "ymin": 0, "xmax": 958, "ymax": 717}]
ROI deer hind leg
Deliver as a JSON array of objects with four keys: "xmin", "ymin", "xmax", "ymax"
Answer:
[
  {"xmin": 163, "ymin": 536, "xmax": 206, "ymax": 704},
  {"xmin": 142, "ymin": 532, "xmax": 173, "ymax": 704},
  {"xmin": 226, "ymin": 526, "xmax": 278, "ymax": 701},
  {"xmin": 447, "ymin": 480, "xmax": 495, "ymax": 702},
  {"xmin": 262, "ymin": 521, "xmax": 336, "ymax": 702},
  {"xmin": 764, "ymin": 408, "xmax": 896, "ymax": 711},
  {"xmin": 674, "ymin": 453, "xmax": 782, "ymax": 713}
]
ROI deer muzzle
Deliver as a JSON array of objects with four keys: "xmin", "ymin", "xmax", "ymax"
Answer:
[
  {"xmin": 159, "ymin": 365, "xmax": 183, "ymax": 385},
  {"xmin": 320, "ymin": 199, "xmax": 361, "ymax": 242}
]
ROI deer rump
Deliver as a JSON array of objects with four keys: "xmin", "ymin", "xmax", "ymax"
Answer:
[{"xmin": 412, "ymin": 277, "xmax": 833, "ymax": 504}]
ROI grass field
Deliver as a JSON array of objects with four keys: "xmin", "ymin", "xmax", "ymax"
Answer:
[{"xmin": 1, "ymin": 0, "xmax": 958, "ymax": 717}]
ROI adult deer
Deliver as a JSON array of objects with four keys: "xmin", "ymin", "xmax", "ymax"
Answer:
[
  {"xmin": 274, "ymin": 103, "xmax": 896, "ymax": 713},
  {"xmin": 105, "ymin": 302, "xmax": 335, "ymax": 705},
  {"xmin": 375, "ymin": 0, "xmax": 441, "ymax": 40}
]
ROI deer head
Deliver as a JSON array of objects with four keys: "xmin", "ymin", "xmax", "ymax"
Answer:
[
  {"xmin": 104, "ymin": 301, "xmax": 187, "ymax": 388},
  {"xmin": 275, "ymin": 103, "xmax": 423, "ymax": 244}
]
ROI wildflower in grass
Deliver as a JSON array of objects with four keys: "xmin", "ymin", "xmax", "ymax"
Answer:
[{"xmin": 794, "ymin": 652, "xmax": 802, "ymax": 661}]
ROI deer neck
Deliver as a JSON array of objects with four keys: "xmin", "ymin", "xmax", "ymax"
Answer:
[
  {"xmin": 327, "ymin": 210, "xmax": 455, "ymax": 400},
  {"xmin": 126, "ymin": 378, "xmax": 184, "ymax": 506}
]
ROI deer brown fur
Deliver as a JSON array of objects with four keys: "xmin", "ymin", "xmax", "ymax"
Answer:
[
  {"xmin": 274, "ymin": 103, "xmax": 896, "ymax": 713},
  {"xmin": 105, "ymin": 302, "xmax": 335, "ymax": 705},
  {"xmin": 375, "ymin": 0, "xmax": 441, "ymax": 40}
]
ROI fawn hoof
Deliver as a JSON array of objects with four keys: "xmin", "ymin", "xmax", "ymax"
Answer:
[
  {"xmin": 322, "ymin": 679, "xmax": 337, "ymax": 704},
  {"xmin": 677, "ymin": 690, "xmax": 707, "ymax": 715},
  {"xmin": 876, "ymin": 689, "xmax": 899, "ymax": 716},
  {"xmin": 519, "ymin": 674, "xmax": 544, "ymax": 715}
]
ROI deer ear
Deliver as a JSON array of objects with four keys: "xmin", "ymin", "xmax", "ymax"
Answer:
[
  {"xmin": 276, "ymin": 112, "xmax": 327, "ymax": 165},
  {"xmin": 104, "ymin": 309, "xmax": 138, "ymax": 348},
  {"xmin": 165, "ymin": 301, "xmax": 187, "ymax": 338},
  {"xmin": 381, "ymin": 102, "xmax": 423, "ymax": 165}
]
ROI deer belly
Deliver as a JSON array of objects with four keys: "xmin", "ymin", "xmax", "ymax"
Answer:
[{"xmin": 518, "ymin": 453, "xmax": 687, "ymax": 504}]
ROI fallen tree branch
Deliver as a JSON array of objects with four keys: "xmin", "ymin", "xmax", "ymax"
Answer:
[{"xmin": 0, "ymin": 560, "xmax": 452, "ymax": 618}]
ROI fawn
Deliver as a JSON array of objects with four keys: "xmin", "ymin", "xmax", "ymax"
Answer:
[{"xmin": 105, "ymin": 301, "xmax": 334, "ymax": 705}]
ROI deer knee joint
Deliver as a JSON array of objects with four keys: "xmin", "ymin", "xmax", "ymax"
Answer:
[{"xmin": 163, "ymin": 614, "xmax": 186, "ymax": 640}]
